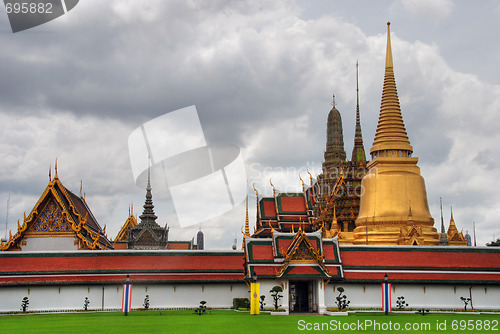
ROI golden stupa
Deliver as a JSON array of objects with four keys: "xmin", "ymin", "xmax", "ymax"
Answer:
[{"xmin": 353, "ymin": 23, "xmax": 440, "ymax": 245}]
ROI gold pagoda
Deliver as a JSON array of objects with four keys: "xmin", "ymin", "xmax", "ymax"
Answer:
[{"xmin": 353, "ymin": 23, "xmax": 440, "ymax": 245}]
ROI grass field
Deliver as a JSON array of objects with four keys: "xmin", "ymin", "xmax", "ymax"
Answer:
[{"xmin": 0, "ymin": 310, "xmax": 499, "ymax": 334}]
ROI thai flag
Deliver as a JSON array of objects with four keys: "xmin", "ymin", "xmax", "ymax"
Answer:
[
  {"xmin": 382, "ymin": 283, "xmax": 391, "ymax": 312},
  {"xmin": 122, "ymin": 284, "xmax": 132, "ymax": 313}
]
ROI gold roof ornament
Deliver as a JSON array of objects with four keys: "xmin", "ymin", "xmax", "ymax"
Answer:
[
  {"xmin": 307, "ymin": 167, "xmax": 313, "ymax": 187},
  {"xmin": 54, "ymin": 158, "xmax": 59, "ymax": 180},
  {"xmin": 370, "ymin": 22, "xmax": 413, "ymax": 156}
]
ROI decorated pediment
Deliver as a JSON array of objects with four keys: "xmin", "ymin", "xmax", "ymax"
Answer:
[
  {"xmin": 28, "ymin": 198, "xmax": 73, "ymax": 233},
  {"xmin": 276, "ymin": 229, "xmax": 330, "ymax": 278},
  {"xmin": 1, "ymin": 169, "xmax": 113, "ymax": 251},
  {"xmin": 399, "ymin": 225, "xmax": 424, "ymax": 245},
  {"xmin": 290, "ymin": 239, "xmax": 317, "ymax": 262}
]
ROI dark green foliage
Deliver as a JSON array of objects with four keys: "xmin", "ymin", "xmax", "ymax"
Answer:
[
  {"xmin": 270, "ymin": 286, "xmax": 283, "ymax": 311},
  {"xmin": 83, "ymin": 297, "xmax": 90, "ymax": 311},
  {"xmin": 232, "ymin": 298, "xmax": 250, "ymax": 309},
  {"xmin": 335, "ymin": 287, "xmax": 350, "ymax": 311},
  {"xmin": 486, "ymin": 238, "xmax": 500, "ymax": 246},
  {"xmin": 21, "ymin": 296, "xmax": 29, "ymax": 313},
  {"xmin": 417, "ymin": 309, "xmax": 430, "ymax": 315},
  {"xmin": 143, "ymin": 295, "xmax": 150, "ymax": 310},
  {"xmin": 259, "ymin": 295, "xmax": 266, "ymax": 311},
  {"xmin": 396, "ymin": 296, "xmax": 409, "ymax": 310},
  {"xmin": 460, "ymin": 296, "xmax": 472, "ymax": 311},
  {"xmin": 195, "ymin": 301, "xmax": 207, "ymax": 315}
]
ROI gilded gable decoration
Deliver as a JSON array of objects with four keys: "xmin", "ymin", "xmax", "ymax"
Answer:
[{"xmin": 1, "ymin": 165, "xmax": 113, "ymax": 251}]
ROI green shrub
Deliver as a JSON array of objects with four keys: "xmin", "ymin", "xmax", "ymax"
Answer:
[{"xmin": 233, "ymin": 298, "xmax": 250, "ymax": 309}]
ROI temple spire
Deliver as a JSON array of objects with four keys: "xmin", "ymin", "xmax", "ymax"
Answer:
[
  {"xmin": 244, "ymin": 194, "xmax": 250, "ymax": 237},
  {"xmin": 386, "ymin": 22, "xmax": 393, "ymax": 69},
  {"xmin": 323, "ymin": 92, "xmax": 346, "ymax": 172},
  {"xmin": 351, "ymin": 61, "xmax": 366, "ymax": 164},
  {"xmin": 370, "ymin": 22, "xmax": 413, "ymax": 157},
  {"xmin": 440, "ymin": 197, "xmax": 445, "ymax": 233},
  {"xmin": 139, "ymin": 160, "xmax": 158, "ymax": 226}
]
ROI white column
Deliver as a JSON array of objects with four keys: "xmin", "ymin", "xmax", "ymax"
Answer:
[
  {"xmin": 317, "ymin": 280, "xmax": 326, "ymax": 314},
  {"xmin": 282, "ymin": 280, "xmax": 289, "ymax": 312}
]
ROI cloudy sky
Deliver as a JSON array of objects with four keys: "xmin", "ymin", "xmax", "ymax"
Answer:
[{"xmin": 1, "ymin": 0, "xmax": 499, "ymax": 249}]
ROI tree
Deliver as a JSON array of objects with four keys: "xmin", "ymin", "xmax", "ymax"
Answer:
[
  {"xmin": 486, "ymin": 238, "xmax": 500, "ymax": 247},
  {"xmin": 143, "ymin": 295, "xmax": 150, "ymax": 310},
  {"xmin": 396, "ymin": 296, "xmax": 408, "ymax": 310},
  {"xmin": 83, "ymin": 297, "xmax": 90, "ymax": 311},
  {"xmin": 460, "ymin": 296, "xmax": 471, "ymax": 311},
  {"xmin": 196, "ymin": 301, "xmax": 207, "ymax": 315},
  {"xmin": 259, "ymin": 295, "xmax": 266, "ymax": 311},
  {"xmin": 21, "ymin": 297, "xmax": 29, "ymax": 313},
  {"xmin": 270, "ymin": 286, "xmax": 283, "ymax": 310},
  {"xmin": 335, "ymin": 287, "xmax": 350, "ymax": 311}
]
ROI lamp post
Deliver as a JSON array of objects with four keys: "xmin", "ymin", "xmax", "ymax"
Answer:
[
  {"xmin": 124, "ymin": 274, "xmax": 130, "ymax": 316},
  {"xmin": 384, "ymin": 274, "xmax": 389, "ymax": 315}
]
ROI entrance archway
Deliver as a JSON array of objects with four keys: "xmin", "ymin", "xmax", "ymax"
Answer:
[{"xmin": 289, "ymin": 281, "xmax": 313, "ymax": 313}]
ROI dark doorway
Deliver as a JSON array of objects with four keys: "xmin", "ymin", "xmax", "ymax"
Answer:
[{"xmin": 289, "ymin": 281, "xmax": 312, "ymax": 312}]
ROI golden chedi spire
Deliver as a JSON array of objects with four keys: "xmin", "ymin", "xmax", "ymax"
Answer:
[
  {"xmin": 371, "ymin": 22, "xmax": 413, "ymax": 156},
  {"xmin": 353, "ymin": 22, "xmax": 439, "ymax": 245}
]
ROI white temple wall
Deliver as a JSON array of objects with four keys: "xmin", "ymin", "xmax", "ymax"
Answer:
[
  {"xmin": 0, "ymin": 282, "xmax": 498, "ymax": 312},
  {"xmin": 324, "ymin": 283, "xmax": 500, "ymax": 310},
  {"xmin": 256, "ymin": 279, "xmax": 289, "ymax": 311},
  {"xmin": 0, "ymin": 283, "xmax": 249, "ymax": 312}
]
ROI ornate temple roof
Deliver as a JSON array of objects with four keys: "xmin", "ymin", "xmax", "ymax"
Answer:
[
  {"xmin": 370, "ymin": 22, "xmax": 413, "ymax": 155},
  {"xmin": 0, "ymin": 166, "xmax": 113, "ymax": 251},
  {"xmin": 113, "ymin": 206, "xmax": 138, "ymax": 248},
  {"xmin": 244, "ymin": 229, "xmax": 343, "ymax": 280},
  {"xmin": 127, "ymin": 168, "xmax": 168, "ymax": 249}
]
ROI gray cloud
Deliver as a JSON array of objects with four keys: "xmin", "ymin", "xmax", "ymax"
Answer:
[{"xmin": 0, "ymin": 0, "xmax": 499, "ymax": 247}]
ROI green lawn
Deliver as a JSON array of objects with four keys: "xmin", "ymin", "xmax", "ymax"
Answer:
[{"xmin": 0, "ymin": 310, "xmax": 498, "ymax": 333}]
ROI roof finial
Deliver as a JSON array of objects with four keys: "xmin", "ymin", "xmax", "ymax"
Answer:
[
  {"xmin": 252, "ymin": 183, "xmax": 259, "ymax": 198},
  {"xmin": 270, "ymin": 178, "xmax": 276, "ymax": 196},
  {"xmin": 331, "ymin": 93, "xmax": 336, "ymax": 107},
  {"xmin": 386, "ymin": 22, "xmax": 393, "ymax": 69},
  {"xmin": 80, "ymin": 180, "xmax": 83, "ymax": 197},
  {"xmin": 356, "ymin": 60, "xmax": 359, "ymax": 106},
  {"xmin": 299, "ymin": 172, "xmax": 305, "ymax": 192},
  {"xmin": 147, "ymin": 155, "xmax": 152, "ymax": 192},
  {"xmin": 307, "ymin": 167, "xmax": 313, "ymax": 187},
  {"xmin": 440, "ymin": 197, "xmax": 445, "ymax": 233},
  {"xmin": 49, "ymin": 164, "xmax": 51, "ymax": 182},
  {"xmin": 244, "ymin": 192, "xmax": 250, "ymax": 237},
  {"xmin": 54, "ymin": 158, "xmax": 58, "ymax": 179}
]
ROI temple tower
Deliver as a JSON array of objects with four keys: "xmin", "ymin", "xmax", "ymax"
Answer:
[
  {"xmin": 128, "ymin": 167, "xmax": 169, "ymax": 249},
  {"xmin": 351, "ymin": 61, "xmax": 367, "ymax": 165},
  {"xmin": 322, "ymin": 95, "xmax": 346, "ymax": 175},
  {"xmin": 353, "ymin": 23, "xmax": 439, "ymax": 245}
]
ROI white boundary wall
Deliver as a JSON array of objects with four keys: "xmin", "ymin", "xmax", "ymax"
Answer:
[
  {"xmin": 325, "ymin": 283, "xmax": 500, "ymax": 311},
  {"xmin": 0, "ymin": 283, "xmax": 249, "ymax": 312},
  {"xmin": 0, "ymin": 282, "xmax": 498, "ymax": 312}
]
